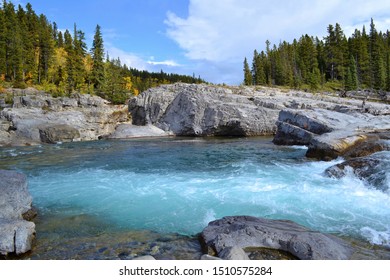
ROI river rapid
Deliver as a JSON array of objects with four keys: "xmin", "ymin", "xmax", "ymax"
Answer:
[{"xmin": 1, "ymin": 137, "xmax": 389, "ymax": 259}]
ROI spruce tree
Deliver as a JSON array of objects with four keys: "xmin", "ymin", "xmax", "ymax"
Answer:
[
  {"xmin": 369, "ymin": 19, "xmax": 386, "ymax": 90},
  {"xmin": 37, "ymin": 14, "xmax": 54, "ymax": 83},
  {"xmin": 243, "ymin": 57, "xmax": 252, "ymax": 85},
  {"xmin": 345, "ymin": 55, "xmax": 358, "ymax": 91},
  {"xmin": 0, "ymin": 2, "xmax": 7, "ymax": 78},
  {"xmin": 91, "ymin": 24, "xmax": 105, "ymax": 93},
  {"xmin": 3, "ymin": 1, "xmax": 22, "ymax": 81},
  {"xmin": 73, "ymin": 24, "xmax": 87, "ymax": 91}
]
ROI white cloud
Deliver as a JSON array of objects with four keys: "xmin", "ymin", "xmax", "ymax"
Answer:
[
  {"xmin": 105, "ymin": 44, "xmax": 149, "ymax": 70},
  {"xmin": 147, "ymin": 60, "xmax": 181, "ymax": 67},
  {"xmin": 106, "ymin": 44, "xmax": 182, "ymax": 75},
  {"xmin": 165, "ymin": 0, "xmax": 390, "ymax": 84}
]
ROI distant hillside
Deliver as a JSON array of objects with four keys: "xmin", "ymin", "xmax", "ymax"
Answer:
[{"xmin": 0, "ymin": 1, "xmax": 205, "ymax": 104}]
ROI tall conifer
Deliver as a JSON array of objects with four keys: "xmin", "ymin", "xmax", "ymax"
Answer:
[
  {"xmin": 243, "ymin": 57, "xmax": 252, "ymax": 85},
  {"xmin": 91, "ymin": 24, "xmax": 105, "ymax": 93}
]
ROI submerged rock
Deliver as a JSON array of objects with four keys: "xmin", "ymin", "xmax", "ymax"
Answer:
[
  {"xmin": 200, "ymin": 216, "xmax": 355, "ymax": 260},
  {"xmin": 0, "ymin": 170, "xmax": 35, "ymax": 256},
  {"xmin": 325, "ymin": 152, "xmax": 390, "ymax": 192}
]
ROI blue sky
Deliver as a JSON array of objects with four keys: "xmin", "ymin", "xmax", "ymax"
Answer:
[{"xmin": 14, "ymin": 0, "xmax": 390, "ymax": 85}]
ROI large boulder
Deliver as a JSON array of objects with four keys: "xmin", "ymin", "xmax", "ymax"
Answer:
[
  {"xmin": 200, "ymin": 216, "xmax": 355, "ymax": 260},
  {"xmin": 39, "ymin": 124, "xmax": 81, "ymax": 144},
  {"xmin": 129, "ymin": 83, "xmax": 279, "ymax": 136},
  {"xmin": 0, "ymin": 170, "xmax": 35, "ymax": 256},
  {"xmin": 273, "ymin": 108, "xmax": 390, "ymax": 160}
]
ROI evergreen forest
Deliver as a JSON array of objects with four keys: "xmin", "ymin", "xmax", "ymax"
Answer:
[
  {"xmin": 244, "ymin": 19, "xmax": 390, "ymax": 94},
  {"xmin": 0, "ymin": 1, "xmax": 204, "ymax": 104}
]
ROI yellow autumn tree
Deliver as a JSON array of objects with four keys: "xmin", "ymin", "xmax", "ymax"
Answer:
[{"xmin": 47, "ymin": 47, "xmax": 67, "ymax": 87}]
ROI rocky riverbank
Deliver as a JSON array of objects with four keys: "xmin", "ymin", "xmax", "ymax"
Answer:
[
  {"xmin": 2, "ymin": 84, "xmax": 390, "ymax": 154},
  {"xmin": 0, "ymin": 88, "xmax": 131, "ymax": 146},
  {"xmin": 129, "ymin": 83, "xmax": 390, "ymax": 158}
]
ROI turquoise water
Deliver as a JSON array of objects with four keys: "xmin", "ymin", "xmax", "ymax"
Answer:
[{"xmin": 1, "ymin": 137, "xmax": 390, "ymax": 247}]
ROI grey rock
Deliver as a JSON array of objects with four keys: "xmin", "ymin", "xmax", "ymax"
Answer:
[
  {"xmin": 129, "ymin": 83, "xmax": 279, "ymax": 136},
  {"xmin": 0, "ymin": 170, "xmax": 35, "ymax": 255},
  {"xmin": 200, "ymin": 254, "xmax": 221, "ymax": 260},
  {"xmin": 0, "ymin": 120, "xmax": 10, "ymax": 131},
  {"xmin": 218, "ymin": 246, "xmax": 249, "ymax": 260},
  {"xmin": 133, "ymin": 255, "xmax": 156, "ymax": 260},
  {"xmin": 129, "ymin": 85, "xmax": 179, "ymax": 126},
  {"xmin": 0, "ymin": 130, "xmax": 11, "ymax": 146},
  {"xmin": 0, "ymin": 219, "xmax": 35, "ymax": 255},
  {"xmin": 108, "ymin": 124, "xmax": 172, "ymax": 139},
  {"xmin": 39, "ymin": 124, "xmax": 81, "ymax": 144},
  {"xmin": 0, "ymin": 92, "xmax": 130, "ymax": 146},
  {"xmin": 325, "ymin": 152, "xmax": 390, "ymax": 192},
  {"xmin": 0, "ymin": 170, "xmax": 32, "ymax": 220},
  {"xmin": 201, "ymin": 216, "xmax": 355, "ymax": 260},
  {"xmin": 273, "ymin": 108, "xmax": 390, "ymax": 160}
]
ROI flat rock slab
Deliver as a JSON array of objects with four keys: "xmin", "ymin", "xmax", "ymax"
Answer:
[
  {"xmin": 108, "ymin": 124, "xmax": 172, "ymax": 139},
  {"xmin": 201, "ymin": 216, "xmax": 355, "ymax": 260}
]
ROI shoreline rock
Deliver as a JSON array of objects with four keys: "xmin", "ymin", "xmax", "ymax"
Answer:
[
  {"xmin": 200, "ymin": 216, "xmax": 355, "ymax": 260},
  {"xmin": 0, "ymin": 90, "xmax": 130, "ymax": 146},
  {"xmin": 273, "ymin": 108, "xmax": 390, "ymax": 160},
  {"xmin": 0, "ymin": 170, "xmax": 35, "ymax": 256},
  {"xmin": 129, "ymin": 83, "xmax": 279, "ymax": 137},
  {"xmin": 106, "ymin": 124, "xmax": 173, "ymax": 139}
]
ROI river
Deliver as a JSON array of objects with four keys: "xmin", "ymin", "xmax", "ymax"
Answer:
[{"xmin": 1, "ymin": 137, "xmax": 389, "ymax": 259}]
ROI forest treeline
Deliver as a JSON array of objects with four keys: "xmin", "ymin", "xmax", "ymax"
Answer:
[
  {"xmin": 243, "ymin": 19, "xmax": 390, "ymax": 93},
  {"xmin": 0, "ymin": 1, "xmax": 204, "ymax": 104}
]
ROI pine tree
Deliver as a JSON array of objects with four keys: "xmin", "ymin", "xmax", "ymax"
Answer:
[
  {"xmin": 64, "ymin": 29, "xmax": 75, "ymax": 93},
  {"xmin": 386, "ymin": 52, "xmax": 390, "ymax": 91},
  {"xmin": 3, "ymin": 1, "xmax": 22, "ymax": 82},
  {"xmin": 37, "ymin": 14, "xmax": 54, "ymax": 83},
  {"xmin": 91, "ymin": 24, "xmax": 105, "ymax": 93},
  {"xmin": 345, "ymin": 55, "xmax": 358, "ymax": 91},
  {"xmin": 243, "ymin": 57, "xmax": 252, "ymax": 85},
  {"xmin": 369, "ymin": 19, "xmax": 386, "ymax": 90},
  {"xmin": 73, "ymin": 23, "xmax": 87, "ymax": 91},
  {"xmin": 57, "ymin": 31, "xmax": 64, "ymax": 48},
  {"xmin": 0, "ymin": 6, "xmax": 5, "ymax": 79},
  {"xmin": 386, "ymin": 31, "xmax": 390, "ymax": 91}
]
